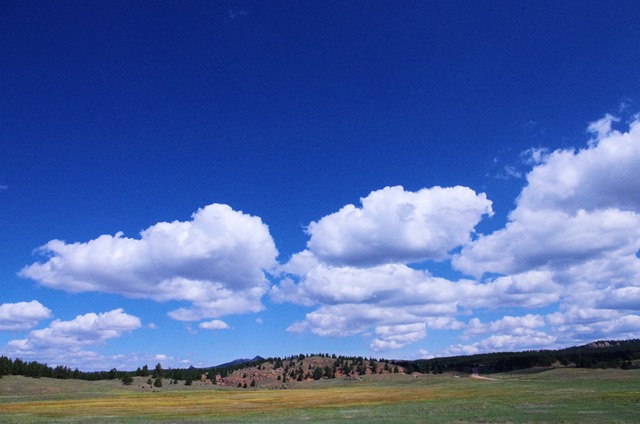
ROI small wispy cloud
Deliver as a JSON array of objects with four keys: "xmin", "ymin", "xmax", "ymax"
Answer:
[
  {"xmin": 619, "ymin": 98, "xmax": 633, "ymax": 113},
  {"xmin": 199, "ymin": 319, "xmax": 230, "ymax": 330},
  {"xmin": 492, "ymin": 147, "xmax": 550, "ymax": 180},
  {"xmin": 229, "ymin": 9, "xmax": 248, "ymax": 19},
  {"xmin": 520, "ymin": 147, "xmax": 549, "ymax": 165}
]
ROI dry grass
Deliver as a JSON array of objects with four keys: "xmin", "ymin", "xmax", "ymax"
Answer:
[
  {"xmin": 1, "ymin": 369, "xmax": 639, "ymax": 423},
  {"xmin": 0, "ymin": 381, "xmax": 449, "ymax": 419}
]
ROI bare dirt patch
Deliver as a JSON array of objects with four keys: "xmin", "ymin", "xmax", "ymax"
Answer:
[{"xmin": 470, "ymin": 374, "xmax": 498, "ymax": 381}]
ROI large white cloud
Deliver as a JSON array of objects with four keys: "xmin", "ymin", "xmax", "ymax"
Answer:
[
  {"xmin": 446, "ymin": 114, "xmax": 640, "ymax": 352},
  {"xmin": 517, "ymin": 114, "xmax": 640, "ymax": 214},
  {"xmin": 271, "ymin": 184, "xmax": 497, "ymax": 351},
  {"xmin": 546, "ymin": 305, "xmax": 640, "ymax": 344},
  {"xmin": 306, "ymin": 185, "xmax": 492, "ymax": 266},
  {"xmin": 20, "ymin": 204, "xmax": 278, "ymax": 320},
  {"xmin": 453, "ymin": 208, "xmax": 640, "ymax": 277},
  {"xmin": 446, "ymin": 332, "xmax": 558, "ymax": 356},
  {"xmin": 454, "ymin": 115, "xmax": 640, "ymax": 278},
  {"xmin": 8, "ymin": 308, "xmax": 141, "ymax": 352},
  {"xmin": 0, "ymin": 300, "xmax": 52, "ymax": 331},
  {"xmin": 275, "ymin": 260, "xmax": 561, "ymax": 351},
  {"xmin": 275, "ymin": 114, "xmax": 640, "ymax": 355},
  {"xmin": 370, "ymin": 323, "xmax": 427, "ymax": 351},
  {"xmin": 464, "ymin": 314, "xmax": 546, "ymax": 338},
  {"xmin": 5, "ymin": 308, "xmax": 144, "ymax": 370}
]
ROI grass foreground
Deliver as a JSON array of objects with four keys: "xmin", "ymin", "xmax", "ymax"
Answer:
[{"xmin": 1, "ymin": 368, "xmax": 639, "ymax": 423}]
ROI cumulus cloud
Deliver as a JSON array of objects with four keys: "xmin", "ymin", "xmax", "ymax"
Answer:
[
  {"xmin": 0, "ymin": 300, "xmax": 52, "ymax": 331},
  {"xmin": 446, "ymin": 331, "xmax": 557, "ymax": 356},
  {"xmin": 518, "ymin": 115, "xmax": 640, "ymax": 214},
  {"xmin": 20, "ymin": 204, "xmax": 278, "ymax": 321},
  {"xmin": 7, "ymin": 308, "xmax": 141, "ymax": 356},
  {"xmin": 464, "ymin": 314, "xmax": 545, "ymax": 338},
  {"xmin": 454, "ymin": 114, "xmax": 640, "ymax": 279},
  {"xmin": 447, "ymin": 114, "xmax": 640, "ymax": 351},
  {"xmin": 275, "ymin": 114, "xmax": 640, "ymax": 354},
  {"xmin": 306, "ymin": 185, "xmax": 492, "ymax": 266},
  {"xmin": 18, "ymin": 114, "xmax": 639, "ymax": 357},
  {"xmin": 546, "ymin": 305, "xmax": 640, "ymax": 343},
  {"xmin": 273, "ymin": 185, "xmax": 495, "ymax": 350},
  {"xmin": 454, "ymin": 208, "xmax": 640, "ymax": 277},
  {"xmin": 446, "ymin": 315, "xmax": 556, "ymax": 355},
  {"xmin": 276, "ymin": 260, "xmax": 560, "ymax": 349},
  {"xmin": 370, "ymin": 323, "xmax": 427, "ymax": 351},
  {"xmin": 273, "ymin": 183, "xmax": 566, "ymax": 352},
  {"xmin": 199, "ymin": 319, "xmax": 230, "ymax": 330}
]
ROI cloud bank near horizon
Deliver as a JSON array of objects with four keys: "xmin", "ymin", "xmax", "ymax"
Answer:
[{"xmin": 9, "ymin": 113, "xmax": 640, "ymax": 365}]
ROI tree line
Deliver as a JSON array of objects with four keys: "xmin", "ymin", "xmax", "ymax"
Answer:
[
  {"xmin": 3, "ymin": 339, "xmax": 638, "ymax": 384},
  {"xmin": 394, "ymin": 339, "xmax": 640, "ymax": 374},
  {"xmin": 0, "ymin": 353, "xmax": 394, "ymax": 385}
]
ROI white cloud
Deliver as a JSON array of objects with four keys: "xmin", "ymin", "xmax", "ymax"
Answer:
[
  {"xmin": 446, "ymin": 314, "xmax": 556, "ymax": 355},
  {"xmin": 16, "ymin": 114, "xmax": 638, "ymax": 358},
  {"xmin": 199, "ymin": 319, "xmax": 229, "ymax": 330},
  {"xmin": 275, "ymin": 114, "xmax": 640, "ymax": 354},
  {"xmin": 464, "ymin": 314, "xmax": 545, "ymax": 338},
  {"xmin": 276, "ymin": 262, "xmax": 559, "ymax": 349},
  {"xmin": 545, "ymin": 305, "xmax": 640, "ymax": 344},
  {"xmin": 454, "ymin": 115, "xmax": 640, "ymax": 278},
  {"xmin": 595, "ymin": 286, "xmax": 640, "ymax": 310},
  {"xmin": 454, "ymin": 209, "xmax": 640, "ymax": 278},
  {"xmin": 272, "ymin": 185, "xmax": 559, "ymax": 350},
  {"xmin": 306, "ymin": 185, "xmax": 492, "ymax": 266},
  {"xmin": 0, "ymin": 300, "xmax": 52, "ymax": 331},
  {"xmin": 518, "ymin": 115, "xmax": 640, "ymax": 214},
  {"xmin": 521, "ymin": 147, "xmax": 550, "ymax": 165},
  {"xmin": 20, "ymin": 204, "xmax": 278, "ymax": 321},
  {"xmin": 587, "ymin": 114, "xmax": 619, "ymax": 142},
  {"xmin": 440, "ymin": 114, "xmax": 640, "ymax": 353},
  {"xmin": 370, "ymin": 323, "xmax": 426, "ymax": 351},
  {"xmin": 447, "ymin": 332, "xmax": 557, "ymax": 356},
  {"xmin": 6, "ymin": 308, "xmax": 141, "ymax": 364},
  {"xmin": 286, "ymin": 304, "xmax": 393, "ymax": 337}
]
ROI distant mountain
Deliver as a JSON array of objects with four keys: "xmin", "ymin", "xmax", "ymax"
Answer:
[{"xmin": 214, "ymin": 356, "xmax": 264, "ymax": 369}]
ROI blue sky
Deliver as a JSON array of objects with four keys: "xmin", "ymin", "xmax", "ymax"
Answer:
[{"xmin": 2, "ymin": 1, "xmax": 640, "ymax": 371}]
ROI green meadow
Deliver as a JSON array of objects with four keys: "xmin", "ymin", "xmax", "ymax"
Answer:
[{"xmin": 1, "ymin": 368, "xmax": 639, "ymax": 423}]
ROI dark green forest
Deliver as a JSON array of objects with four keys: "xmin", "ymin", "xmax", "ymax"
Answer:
[{"xmin": 395, "ymin": 339, "xmax": 640, "ymax": 374}]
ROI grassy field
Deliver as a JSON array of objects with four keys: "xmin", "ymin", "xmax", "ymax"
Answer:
[{"xmin": 1, "ymin": 368, "xmax": 639, "ymax": 423}]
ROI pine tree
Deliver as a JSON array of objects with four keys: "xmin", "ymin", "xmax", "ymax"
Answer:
[
  {"xmin": 313, "ymin": 367, "xmax": 324, "ymax": 380},
  {"xmin": 154, "ymin": 363, "xmax": 164, "ymax": 378}
]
